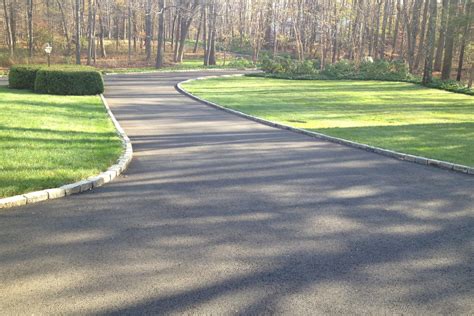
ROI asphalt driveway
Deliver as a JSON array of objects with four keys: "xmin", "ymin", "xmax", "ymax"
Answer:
[{"xmin": 0, "ymin": 71, "xmax": 473, "ymax": 314}]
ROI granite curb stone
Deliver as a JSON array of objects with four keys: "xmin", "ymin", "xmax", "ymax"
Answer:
[
  {"xmin": 0, "ymin": 94, "xmax": 133, "ymax": 209},
  {"xmin": 176, "ymin": 75, "xmax": 473, "ymax": 176}
]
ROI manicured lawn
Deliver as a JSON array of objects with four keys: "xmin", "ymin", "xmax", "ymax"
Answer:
[
  {"xmin": 182, "ymin": 77, "xmax": 474, "ymax": 167},
  {"xmin": 0, "ymin": 87, "xmax": 122, "ymax": 198}
]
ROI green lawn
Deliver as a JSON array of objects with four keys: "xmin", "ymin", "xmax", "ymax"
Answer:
[
  {"xmin": 0, "ymin": 87, "xmax": 122, "ymax": 198},
  {"xmin": 182, "ymin": 77, "xmax": 474, "ymax": 167}
]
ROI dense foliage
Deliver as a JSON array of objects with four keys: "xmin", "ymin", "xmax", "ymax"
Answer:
[
  {"xmin": 258, "ymin": 57, "xmax": 473, "ymax": 95},
  {"xmin": 8, "ymin": 65, "xmax": 42, "ymax": 89},
  {"xmin": 260, "ymin": 56, "xmax": 411, "ymax": 81},
  {"xmin": 34, "ymin": 68, "xmax": 104, "ymax": 95},
  {"xmin": 8, "ymin": 65, "xmax": 104, "ymax": 95}
]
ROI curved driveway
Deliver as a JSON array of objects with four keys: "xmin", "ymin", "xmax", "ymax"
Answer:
[{"xmin": 1, "ymin": 71, "xmax": 473, "ymax": 314}]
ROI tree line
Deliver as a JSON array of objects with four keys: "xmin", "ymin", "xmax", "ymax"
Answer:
[{"xmin": 1, "ymin": 0, "xmax": 472, "ymax": 84}]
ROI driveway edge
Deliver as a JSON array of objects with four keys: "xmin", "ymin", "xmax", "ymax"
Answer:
[
  {"xmin": 0, "ymin": 94, "xmax": 133, "ymax": 209},
  {"xmin": 176, "ymin": 75, "xmax": 473, "ymax": 176}
]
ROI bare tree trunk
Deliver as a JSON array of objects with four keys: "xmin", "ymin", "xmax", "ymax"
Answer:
[
  {"xmin": 2, "ymin": 0, "xmax": 14, "ymax": 56},
  {"xmin": 414, "ymin": 0, "xmax": 430, "ymax": 71},
  {"xmin": 75, "ymin": 0, "xmax": 81, "ymax": 64},
  {"xmin": 127, "ymin": 0, "xmax": 131, "ymax": 65},
  {"xmin": 456, "ymin": 0, "xmax": 472, "ymax": 81},
  {"xmin": 145, "ymin": 0, "xmax": 152, "ymax": 61},
  {"xmin": 422, "ymin": 0, "xmax": 437, "ymax": 84},
  {"xmin": 468, "ymin": 64, "xmax": 473, "ymax": 88},
  {"xmin": 56, "ymin": 0, "xmax": 71, "ymax": 54},
  {"xmin": 391, "ymin": 0, "xmax": 401, "ymax": 60},
  {"xmin": 97, "ymin": 0, "xmax": 106, "ymax": 58},
  {"xmin": 27, "ymin": 0, "xmax": 33, "ymax": 58},
  {"xmin": 434, "ymin": 0, "xmax": 449, "ymax": 71},
  {"xmin": 379, "ymin": 0, "xmax": 390, "ymax": 59},
  {"xmin": 193, "ymin": 11, "xmax": 203, "ymax": 53},
  {"xmin": 202, "ymin": 4, "xmax": 208, "ymax": 65},
  {"xmin": 86, "ymin": 0, "xmax": 95, "ymax": 65},
  {"xmin": 156, "ymin": 0, "xmax": 165, "ymax": 68},
  {"xmin": 441, "ymin": 0, "xmax": 459, "ymax": 80}
]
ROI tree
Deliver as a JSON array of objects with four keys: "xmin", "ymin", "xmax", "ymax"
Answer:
[
  {"xmin": 156, "ymin": 0, "xmax": 165, "ymax": 68},
  {"xmin": 456, "ymin": 0, "xmax": 472, "ymax": 81},
  {"xmin": 75, "ymin": 0, "xmax": 81, "ymax": 64},
  {"xmin": 441, "ymin": 0, "xmax": 459, "ymax": 80},
  {"xmin": 422, "ymin": 0, "xmax": 437, "ymax": 84}
]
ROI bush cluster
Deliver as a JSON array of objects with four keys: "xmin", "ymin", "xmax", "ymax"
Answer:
[
  {"xmin": 260, "ymin": 56, "xmax": 320, "ymax": 75},
  {"xmin": 8, "ymin": 65, "xmax": 42, "ymax": 89},
  {"xmin": 8, "ymin": 65, "xmax": 104, "ymax": 95},
  {"xmin": 227, "ymin": 57, "xmax": 255, "ymax": 69},
  {"xmin": 257, "ymin": 57, "xmax": 473, "ymax": 95},
  {"xmin": 260, "ymin": 56, "xmax": 411, "ymax": 81}
]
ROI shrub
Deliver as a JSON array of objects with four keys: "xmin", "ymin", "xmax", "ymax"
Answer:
[
  {"xmin": 34, "ymin": 67, "xmax": 104, "ymax": 95},
  {"xmin": 358, "ymin": 59, "xmax": 410, "ymax": 80},
  {"xmin": 321, "ymin": 60, "xmax": 357, "ymax": 79},
  {"xmin": 292, "ymin": 60, "xmax": 316, "ymax": 75},
  {"xmin": 227, "ymin": 57, "xmax": 255, "ymax": 69},
  {"xmin": 8, "ymin": 65, "xmax": 43, "ymax": 89},
  {"xmin": 424, "ymin": 79, "xmax": 474, "ymax": 96}
]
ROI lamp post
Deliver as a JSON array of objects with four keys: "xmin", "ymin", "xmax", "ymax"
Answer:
[{"xmin": 44, "ymin": 43, "xmax": 53, "ymax": 67}]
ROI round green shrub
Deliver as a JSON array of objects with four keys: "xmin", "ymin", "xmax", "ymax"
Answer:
[
  {"xmin": 8, "ymin": 65, "xmax": 43, "ymax": 90},
  {"xmin": 34, "ymin": 67, "xmax": 104, "ymax": 95}
]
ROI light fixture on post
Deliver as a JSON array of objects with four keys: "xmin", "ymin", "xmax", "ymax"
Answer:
[{"xmin": 44, "ymin": 43, "xmax": 53, "ymax": 67}]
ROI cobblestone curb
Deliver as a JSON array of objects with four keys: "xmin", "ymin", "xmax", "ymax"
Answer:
[
  {"xmin": 176, "ymin": 75, "xmax": 473, "ymax": 176},
  {"xmin": 0, "ymin": 94, "xmax": 133, "ymax": 209}
]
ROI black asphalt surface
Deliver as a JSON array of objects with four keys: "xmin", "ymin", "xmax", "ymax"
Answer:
[{"xmin": 0, "ymin": 71, "xmax": 473, "ymax": 315}]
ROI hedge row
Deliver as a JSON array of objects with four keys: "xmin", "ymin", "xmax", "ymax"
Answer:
[{"xmin": 8, "ymin": 65, "xmax": 104, "ymax": 95}]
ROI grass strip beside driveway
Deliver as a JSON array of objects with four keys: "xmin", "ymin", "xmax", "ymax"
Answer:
[
  {"xmin": 182, "ymin": 77, "xmax": 474, "ymax": 167},
  {"xmin": 0, "ymin": 87, "xmax": 122, "ymax": 198}
]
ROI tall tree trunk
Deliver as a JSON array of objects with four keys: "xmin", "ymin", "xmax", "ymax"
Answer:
[
  {"xmin": 441, "ymin": 0, "xmax": 459, "ymax": 80},
  {"xmin": 2, "ymin": 0, "xmax": 14, "ymax": 56},
  {"xmin": 391, "ymin": 0, "xmax": 401, "ymax": 60},
  {"xmin": 202, "ymin": 4, "xmax": 208, "ymax": 65},
  {"xmin": 422, "ymin": 0, "xmax": 437, "ymax": 84},
  {"xmin": 56, "ymin": 0, "xmax": 71, "ymax": 54},
  {"xmin": 414, "ymin": 0, "xmax": 430, "ymax": 70},
  {"xmin": 145, "ymin": 0, "xmax": 152, "ymax": 61},
  {"xmin": 127, "ymin": 0, "xmax": 131, "ymax": 65},
  {"xmin": 156, "ymin": 0, "xmax": 165, "ymax": 68},
  {"xmin": 193, "ymin": 11, "xmax": 203, "ymax": 53},
  {"xmin": 456, "ymin": 0, "xmax": 472, "ymax": 81},
  {"xmin": 97, "ymin": 0, "xmax": 106, "ymax": 58},
  {"xmin": 434, "ymin": 0, "xmax": 449, "ymax": 71},
  {"xmin": 27, "ymin": 0, "xmax": 33, "ymax": 58},
  {"xmin": 75, "ymin": 0, "xmax": 81, "ymax": 64},
  {"xmin": 379, "ymin": 0, "xmax": 390, "ymax": 59},
  {"xmin": 10, "ymin": 0, "xmax": 16, "ymax": 50},
  {"xmin": 406, "ymin": 0, "xmax": 423, "ymax": 72},
  {"xmin": 86, "ymin": 0, "xmax": 95, "ymax": 65}
]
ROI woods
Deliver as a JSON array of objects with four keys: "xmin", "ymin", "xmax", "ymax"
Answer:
[{"xmin": 0, "ymin": 0, "xmax": 472, "ymax": 84}]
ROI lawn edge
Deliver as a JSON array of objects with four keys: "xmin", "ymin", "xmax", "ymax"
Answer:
[
  {"xmin": 0, "ymin": 94, "xmax": 133, "ymax": 209},
  {"xmin": 176, "ymin": 75, "xmax": 473, "ymax": 177}
]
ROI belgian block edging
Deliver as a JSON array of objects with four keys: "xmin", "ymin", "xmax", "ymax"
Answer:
[
  {"xmin": 176, "ymin": 75, "xmax": 473, "ymax": 177},
  {"xmin": 0, "ymin": 94, "xmax": 133, "ymax": 209}
]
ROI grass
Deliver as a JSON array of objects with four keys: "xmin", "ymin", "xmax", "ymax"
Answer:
[
  {"xmin": 182, "ymin": 77, "xmax": 474, "ymax": 167},
  {"xmin": 0, "ymin": 86, "xmax": 122, "ymax": 198}
]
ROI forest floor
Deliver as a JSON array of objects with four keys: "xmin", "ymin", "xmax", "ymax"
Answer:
[
  {"xmin": 0, "ymin": 86, "xmax": 122, "ymax": 197},
  {"xmin": 182, "ymin": 77, "xmax": 474, "ymax": 167}
]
